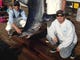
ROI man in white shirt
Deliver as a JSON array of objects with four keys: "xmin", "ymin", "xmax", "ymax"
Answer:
[
  {"xmin": 44, "ymin": 0, "xmax": 66, "ymax": 22},
  {"xmin": 5, "ymin": 1, "xmax": 27, "ymax": 36},
  {"xmin": 47, "ymin": 10, "xmax": 77, "ymax": 59}
]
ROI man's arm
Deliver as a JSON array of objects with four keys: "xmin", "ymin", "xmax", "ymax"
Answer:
[
  {"xmin": 62, "ymin": 0, "xmax": 66, "ymax": 11},
  {"xmin": 21, "ymin": 10, "xmax": 27, "ymax": 20},
  {"xmin": 12, "ymin": 23, "xmax": 22, "ymax": 34}
]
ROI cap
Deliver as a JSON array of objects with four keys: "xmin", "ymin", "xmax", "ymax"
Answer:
[
  {"xmin": 56, "ymin": 10, "xmax": 65, "ymax": 16},
  {"xmin": 14, "ymin": 1, "xmax": 20, "ymax": 6}
]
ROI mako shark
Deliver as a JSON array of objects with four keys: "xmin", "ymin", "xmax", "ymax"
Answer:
[{"xmin": 18, "ymin": 0, "xmax": 45, "ymax": 37}]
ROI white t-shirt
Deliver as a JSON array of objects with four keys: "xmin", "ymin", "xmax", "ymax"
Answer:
[
  {"xmin": 47, "ymin": 19, "xmax": 77, "ymax": 49},
  {"xmin": 46, "ymin": 0, "xmax": 62, "ymax": 14}
]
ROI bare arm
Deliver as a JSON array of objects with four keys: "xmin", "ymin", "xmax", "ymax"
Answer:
[
  {"xmin": 52, "ymin": 36, "xmax": 58, "ymax": 43},
  {"xmin": 12, "ymin": 23, "xmax": 22, "ymax": 34},
  {"xmin": 62, "ymin": 0, "xmax": 66, "ymax": 11}
]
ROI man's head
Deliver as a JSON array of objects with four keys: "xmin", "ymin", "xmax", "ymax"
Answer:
[
  {"xmin": 13, "ymin": 1, "xmax": 20, "ymax": 11},
  {"xmin": 8, "ymin": 2, "xmax": 13, "ymax": 10},
  {"xmin": 56, "ymin": 10, "xmax": 65, "ymax": 23}
]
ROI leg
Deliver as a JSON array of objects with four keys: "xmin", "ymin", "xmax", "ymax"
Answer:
[
  {"xmin": 59, "ymin": 43, "xmax": 76, "ymax": 59},
  {"xmin": 5, "ymin": 22, "xmax": 13, "ymax": 36},
  {"xmin": 19, "ymin": 20, "xmax": 26, "ymax": 28},
  {"xmin": 70, "ymin": 43, "xmax": 77, "ymax": 59},
  {"xmin": 46, "ymin": 35, "xmax": 59, "ymax": 53},
  {"xmin": 5, "ymin": 22, "xmax": 12, "ymax": 32}
]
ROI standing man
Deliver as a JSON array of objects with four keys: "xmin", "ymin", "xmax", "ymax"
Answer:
[
  {"xmin": 5, "ymin": 1, "xmax": 27, "ymax": 36},
  {"xmin": 45, "ymin": 0, "xmax": 66, "ymax": 21},
  {"xmin": 47, "ymin": 10, "xmax": 77, "ymax": 59}
]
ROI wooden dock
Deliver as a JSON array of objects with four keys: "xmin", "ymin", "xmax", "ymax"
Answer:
[
  {"xmin": 0, "ymin": 16, "xmax": 80, "ymax": 60},
  {"xmin": 0, "ymin": 6, "xmax": 80, "ymax": 60}
]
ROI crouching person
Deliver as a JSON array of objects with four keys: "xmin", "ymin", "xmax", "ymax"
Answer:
[
  {"xmin": 5, "ymin": 1, "xmax": 27, "ymax": 37},
  {"xmin": 47, "ymin": 10, "xmax": 77, "ymax": 59}
]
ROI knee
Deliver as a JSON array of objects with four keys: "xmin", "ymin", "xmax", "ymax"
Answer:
[
  {"xmin": 5, "ymin": 26, "xmax": 11, "ymax": 31},
  {"xmin": 60, "ymin": 54, "xmax": 70, "ymax": 59},
  {"xmin": 46, "ymin": 35, "xmax": 51, "ymax": 40},
  {"xmin": 20, "ymin": 20, "xmax": 26, "ymax": 27},
  {"xmin": 59, "ymin": 48, "xmax": 71, "ymax": 59},
  {"xmin": 5, "ymin": 23, "xmax": 12, "ymax": 31}
]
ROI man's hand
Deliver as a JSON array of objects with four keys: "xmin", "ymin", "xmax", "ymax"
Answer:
[
  {"xmin": 12, "ymin": 24, "xmax": 22, "ymax": 34},
  {"xmin": 16, "ymin": 28, "xmax": 22, "ymax": 34},
  {"xmin": 52, "ymin": 37, "xmax": 58, "ymax": 43},
  {"xmin": 56, "ymin": 47, "xmax": 60, "ymax": 52}
]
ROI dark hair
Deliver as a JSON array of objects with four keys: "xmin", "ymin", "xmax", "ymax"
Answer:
[{"xmin": 14, "ymin": 1, "xmax": 20, "ymax": 6}]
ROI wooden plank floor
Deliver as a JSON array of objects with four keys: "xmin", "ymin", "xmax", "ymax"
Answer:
[
  {"xmin": 0, "ymin": 7, "xmax": 80, "ymax": 60},
  {"xmin": 0, "ymin": 19, "xmax": 80, "ymax": 60}
]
